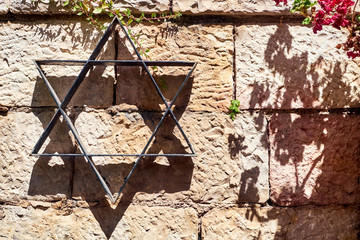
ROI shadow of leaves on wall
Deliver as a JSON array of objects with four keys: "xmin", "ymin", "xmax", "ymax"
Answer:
[{"xmin": 244, "ymin": 23, "xmax": 360, "ymax": 238}]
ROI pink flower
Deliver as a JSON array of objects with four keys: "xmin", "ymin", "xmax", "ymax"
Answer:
[
  {"xmin": 347, "ymin": 51, "xmax": 360, "ymax": 58},
  {"xmin": 273, "ymin": 0, "xmax": 288, "ymax": 6},
  {"xmin": 313, "ymin": 0, "xmax": 354, "ymax": 33}
]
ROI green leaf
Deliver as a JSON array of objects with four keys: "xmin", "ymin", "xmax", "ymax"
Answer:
[
  {"xmin": 63, "ymin": 1, "xmax": 70, "ymax": 7},
  {"xmin": 145, "ymin": 49, "xmax": 150, "ymax": 53},
  {"xmin": 126, "ymin": 8, "xmax": 131, "ymax": 17},
  {"xmin": 77, "ymin": 11, "xmax": 83, "ymax": 16},
  {"xmin": 93, "ymin": 7, "xmax": 103, "ymax": 14},
  {"xmin": 302, "ymin": 16, "xmax": 311, "ymax": 25},
  {"xmin": 228, "ymin": 99, "xmax": 240, "ymax": 121}
]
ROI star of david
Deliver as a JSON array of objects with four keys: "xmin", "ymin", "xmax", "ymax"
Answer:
[{"xmin": 32, "ymin": 17, "xmax": 197, "ymax": 203}]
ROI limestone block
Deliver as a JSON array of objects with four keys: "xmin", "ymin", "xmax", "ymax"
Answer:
[
  {"xmin": 236, "ymin": 24, "xmax": 360, "ymax": 109},
  {"xmin": 0, "ymin": 204, "xmax": 198, "ymax": 239},
  {"xmin": 0, "ymin": 0, "xmax": 9, "ymax": 14},
  {"xmin": 0, "ymin": 20, "xmax": 114, "ymax": 108},
  {"xmin": 10, "ymin": 0, "xmax": 73, "ymax": 14},
  {"xmin": 10, "ymin": 0, "xmax": 169, "ymax": 14},
  {"xmin": 202, "ymin": 205, "xmax": 360, "ymax": 240},
  {"xmin": 269, "ymin": 113, "xmax": 360, "ymax": 206},
  {"xmin": 71, "ymin": 110, "xmax": 269, "ymax": 204},
  {"xmin": 173, "ymin": 0, "xmax": 293, "ymax": 15},
  {"xmin": 115, "ymin": 23, "xmax": 233, "ymax": 112},
  {"xmin": 112, "ymin": 0, "xmax": 170, "ymax": 12},
  {"xmin": 0, "ymin": 110, "xmax": 74, "ymax": 202}
]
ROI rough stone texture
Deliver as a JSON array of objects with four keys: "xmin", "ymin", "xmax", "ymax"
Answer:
[
  {"xmin": 10, "ymin": 0, "xmax": 73, "ymax": 14},
  {"xmin": 10, "ymin": 0, "xmax": 169, "ymax": 14},
  {"xmin": 236, "ymin": 24, "xmax": 360, "ymax": 110},
  {"xmin": 0, "ymin": 204, "xmax": 198, "ymax": 239},
  {"xmin": 173, "ymin": 0, "xmax": 293, "ymax": 15},
  {"xmin": 269, "ymin": 113, "xmax": 360, "ymax": 206},
  {"xmin": 0, "ymin": 0, "xmax": 9, "ymax": 14},
  {"xmin": 0, "ymin": 20, "xmax": 114, "ymax": 108},
  {"xmin": 202, "ymin": 205, "xmax": 360, "ymax": 240},
  {"xmin": 71, "ymin": 110, "xmax": 269, "ymax": 204},
  {"xmin": 112, "ymin": 0, "xmax": 170, "ymax": 12},
  {"xmin": 0, "ymin": 110, "xmax": 74, "ymax": 202},
  {"xmin": 115, "ymin": 23, "xmax": 233, "ymax": 112}
]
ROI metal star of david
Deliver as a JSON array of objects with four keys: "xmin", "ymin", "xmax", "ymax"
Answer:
[{"xmin": 32, "ymin": 17, "xmax": 197, "ymax": 203}]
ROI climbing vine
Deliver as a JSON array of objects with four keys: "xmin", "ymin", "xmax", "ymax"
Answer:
[
  {"xmin": 33, "ymin": 0, "xmax": 182, "ymax": 89},
  {"xmin": 35, "ymin": 0, "xmax": 181, "ymax": 60}
]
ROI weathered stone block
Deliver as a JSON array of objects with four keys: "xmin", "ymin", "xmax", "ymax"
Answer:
[
  {"xmin": 10, "ymin": 0, "xmax": 169, "ymax": 14},
  {"xmin": 0, "ymin": 204, "xmax": 198, "ymax": 239},
  {"xmin": 202, "ymin": 205, "xmax": 360, "ymax": 239},
  {"xmin": 173, "ymin": 0, "xmax": 293, "ymax": 15},
  {"xmin": 112, "ymin": 0, "xmax": 170, "ymax": 12},
  {"xmin": 10, "ymin": 0, "xmax": 73, "ymax": 14},
  {"xmin": 235, "ymin": 24, "xmax": 360, "ymax": 109},
  {"xmin": 0, "ymin": 20, "xmax": 114, "ymax": 107},
  {"xmin": 115, "ymin": 23, "xmax": 233, "ymax": 112},
  {"xmin": 71, "ymin": 110, "xmax": 268, "ymax": 204},
  {"xmin": 0, "ymin": 110, "xmax": 74, "ymax": 202},
  {"xmin": 0, "ymin": 0, "xmax": 9, "ymax": 14},
  {"xmin": 269, "ymin": 113, "xmax": 360, "ymax": 206}
]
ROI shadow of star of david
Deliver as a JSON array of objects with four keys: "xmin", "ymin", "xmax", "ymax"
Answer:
[{"xmin": 32, "ymin": 17, "xmax": 197, "ymax": 203}]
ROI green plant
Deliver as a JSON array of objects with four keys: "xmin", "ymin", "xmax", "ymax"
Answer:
[
  {"xmin": 228, "ymin": 100, "xmax": 240, "ymax": 121},
  {"xmin": 64, "ymin": 0, "xmax": 181, "ymax": 58},
  {"xmin": 33, "ymin": 0, "xmax": 182, "ymax": 89}
]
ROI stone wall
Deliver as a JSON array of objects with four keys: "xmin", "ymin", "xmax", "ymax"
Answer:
[{"xmin": 0, "ymin": 1, "xmax": 359, "ymax": 239}]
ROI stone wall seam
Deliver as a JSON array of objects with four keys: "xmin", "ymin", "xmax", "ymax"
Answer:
[{"xmin": 232, "ymin": 22, "xmax": 236, "ymax": 99}]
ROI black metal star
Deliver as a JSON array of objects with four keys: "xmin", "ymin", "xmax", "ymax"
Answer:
[{"xmin": 32, "ymin": 17, "xmax": 197, "ymax": 203}]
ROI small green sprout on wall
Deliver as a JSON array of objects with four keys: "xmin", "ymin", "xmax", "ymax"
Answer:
[{"xmin": 229, "ymin": 99, "xmax": 240, "ymax": 121}]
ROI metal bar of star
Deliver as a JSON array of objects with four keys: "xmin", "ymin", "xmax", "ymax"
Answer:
[
  {"xmin": 166, "ymin": 63, "xmax": 198, "ymax": 155},
  {"xmin": 113, "ymin": 64, "xmax": 197, "ymax": 202},
  {"xmin": 32, "ymin": 19, "xmax": 116, "ymax": 154},
  {"xmin": 32, "ymin": 153, "xmax": 196, "ymax": 157},
  {"xmin": 35, "ymin": 60, "xmax": 195, "ymax": 67},
  {"xmin": 33, "ymin": 61, "xmax": 114, "ymax": 202},
  {"xmin": 89, "ymin": 17, "xmax": 118, "ymax": 60},
  {"xmin": 32, "ymin": 16, "xmax": 197, "ymax": 203},
  {"xmin": 115, "ymin": 18, "xmax": 196, "ymax": 155},
  {"xmin": 32, "ymin": 61, "xmax": 92, "ymax": 154},
  {"xmin": 111, "ymin": 17, "xmax": 198, "ymax": 201}
]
